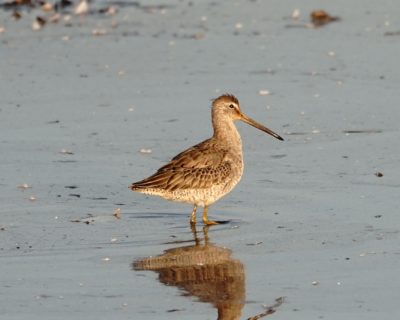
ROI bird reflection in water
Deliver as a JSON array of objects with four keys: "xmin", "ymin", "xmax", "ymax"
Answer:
[{"xmin": 133, "ymin": 226, "xmax": 245, "ymax": 320}]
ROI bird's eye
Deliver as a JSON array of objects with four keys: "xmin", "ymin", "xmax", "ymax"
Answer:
[{"xmin": 229, "ymin": 104, "xmax": 235, "ymax": 109}]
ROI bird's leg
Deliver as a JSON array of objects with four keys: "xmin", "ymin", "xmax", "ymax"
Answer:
[
  {"xmin": 190, "ymin": 204, "xmax": 197, "ymax": 225},
  {"xmin": 202, "ymin": 226, "xmax": 210, "ymax": 245},
  {"xmin": 202, "ymin": 205, "xmax": 219, "ymax": 225},
  {"xmin": 190, "ymin": 223, "xmax": 201, "ymax": 245}
]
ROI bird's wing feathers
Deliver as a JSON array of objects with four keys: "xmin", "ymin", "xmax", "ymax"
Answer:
[
  {"xmin": 130, "ymin": 139, "xmax": 232, "ymax": 191},
  {"xmin": 161, "ymin": 139, "xmax": 226, "ymax": 170}
]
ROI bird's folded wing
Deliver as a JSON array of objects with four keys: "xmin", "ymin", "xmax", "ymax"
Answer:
[{"xmin": 131, "ymin": 140, "xmax": 231, "ymax": 191}]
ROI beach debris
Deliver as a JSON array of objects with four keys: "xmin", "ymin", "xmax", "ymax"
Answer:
[
  {"xmin": 18, "ymin": 183, "xmax": 31, "ymax": 190},
  {"xmin": 54, "ymin": 0, "xmax": 73, "ymax": 11},
  {"xmin": 374, "ymin": 172, "xmax": 384, "ymax": 177},
  {"xmin": 327, "ymin": 51, "xmax": 335, "ymax": 57},
  {"xmin": 311, "ymin": 280, "xmax": 319, "ymax": 286},
  {"xmin": 0, "ymin": 0, "xmax": 32, "ymax": 9},
  {"xmin": 310, "ymin": 10, "xmax": 340, "ymax": 27},
  {"xmin": 49, "ymin": 13, "xmax": 61, "ymax": 23},
  {"xmin": 41, "ymin": 2, "xmax": 53, "ymax": 12},
  {"xmin": 32, "ymin": 16, "xmax": 46, "ymax": 30},
  {"xmin": 71, "ymin": 211, "xmax": 124, "ymax": 224},
  {"xmin": 69, "ymin": 193, "xmax": 81, "ymax": 198},
  {"xmin": 233, "ymin": 22, "xmax": 243, "ymax": 35},
  {"xmin": 74, "ymin": 0, "xmax": 89, "ymax": 15},
  {"xmin": 92, "ymin": 28, "xmax": 107, "ymax": 36},
  {"xmin": 12, "ymin": 11, "xmax": 21, "ymax": 20},
  {"xmin": 46, "ymin": 119, "xmax": 60, "ymax": 124},
  {"xmin": 60, "ymin": 148, "xmax": 74, "ymax": 155},
  {"xmin": 246, "ymin": 241, "xmax": 263, "ymax": 246},
  {"xmin": 99, "ymin": 5, "xmax": 118, "ymax": 16},
  {"xmin": 113, "ymin": 208, "xmax": 121, "ymax": 219},
  {"xmin": 359, "ymin": 251, "xmax": 376, "ymax": 257},
  {"xmin": 167, "ymin": 309, "xmax": 184, "ymax": 313},
  {"xmin": 342, "ymin": 129, "xmax": 382, "ymax": 134},
  {"xmin": 291, "ymin": 8, "xmax": 300, "ymax": 20},
  {"xmin": 247, "ymin": 297, "xmax": 285, "ymax": 320},
  {"xmin": 235, "ymin": 22, "xmax": 243, "ymax": 30},
  {"xmin": 258, "ymin": 90, "xmax": 271, "ymax": 96},
  {"xmin": 139, "ymin": 148, "xmax": 152, "ymax": 154},
  {"xmin": 64, "ymin": 185, "xmax": 78, "ymax": 189},
  {"xmin": 71, "ymin": 213, "xmax": 94, "ymax": 224}
]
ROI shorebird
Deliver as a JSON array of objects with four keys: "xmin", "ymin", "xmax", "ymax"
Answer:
[{"xmin": 130, "ymin": 94, "xmax": 283, "ymax": 225}]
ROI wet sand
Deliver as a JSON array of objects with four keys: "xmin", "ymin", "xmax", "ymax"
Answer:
[{"xmin": 1, "ymin": 1, "xmax": 400, "ymax": 319}]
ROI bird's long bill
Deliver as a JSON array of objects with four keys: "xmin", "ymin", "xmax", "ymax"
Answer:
[{"xmin": 240, "ymin": 113, "xmax": 284, "ymax": 141}]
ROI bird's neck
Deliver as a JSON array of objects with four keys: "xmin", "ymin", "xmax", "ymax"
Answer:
[{"xmin": 212, "ymin": 115, "xmax": 243, "ymax": 154}]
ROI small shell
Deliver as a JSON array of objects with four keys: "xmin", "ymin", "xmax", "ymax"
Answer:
[
  {"xmin": 113, "ymin": 208, "xmax": 121, "ymax": 219},
  {"xmin": 74, "ymin": 0, "xmax": 89, "ymax": 15},
  {"xmin": 18, "ymin": 183, "xmax": 31, "ymax": 190},
  {"xmin": 292, "ymin": 9, "xmax": 300, "ymax": 19},
  {"xmin": 259, "ymin": 90, "xmax": 271, "ymax": 96},
  {"xmin": 42, "ymin": 2, "xmax": 53, "ymax": 12},
  {"xmin": 92, "ymin": 29, "xmax": 107, "ymax": 36},
  {"xmin": 32, "ymin": 17, "xmax": 46, "ymax": 31},
  {"xmin": 60, "ymin": 148, "xmax": 74, "ymax": 155}
]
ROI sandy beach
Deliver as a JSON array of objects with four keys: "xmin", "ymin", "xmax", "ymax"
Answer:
[{"xmin": 1, "ymin": 1, "xmax": 399, "ymax": 319}]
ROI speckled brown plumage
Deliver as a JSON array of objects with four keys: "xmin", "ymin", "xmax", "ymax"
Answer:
[
  {"xmin": 131, "ymin": 142, "xmax": 231, "ymax": 191},
  {"xmin": 130, "ymin": 94, "xmax": 283, "ymax": 225}
]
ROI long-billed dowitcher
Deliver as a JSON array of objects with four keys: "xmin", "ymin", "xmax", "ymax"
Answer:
[{"xmin": 130, "ymin": 94, "xmax": 283, "ymax": 225}]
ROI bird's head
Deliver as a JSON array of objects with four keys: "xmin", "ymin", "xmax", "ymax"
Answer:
[{"xmin": 212, "ymin": 94, "xmax": 284, "ymax": 141}]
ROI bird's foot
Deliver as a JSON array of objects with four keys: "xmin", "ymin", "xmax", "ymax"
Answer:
[
  {"xmin": 201, "ymin": 205, "xmax": 219, "ymax": 225},
  {"xmin": 202, "ymin": 218, "xmax": 219, "ymax": 226}
]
